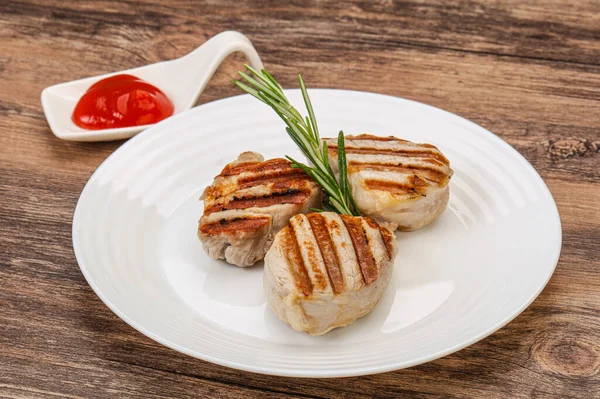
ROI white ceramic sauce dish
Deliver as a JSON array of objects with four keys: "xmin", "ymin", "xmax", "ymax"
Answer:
[{"xmin": 41, "ymin": 30, "xmax": 263, "ymax": 142}]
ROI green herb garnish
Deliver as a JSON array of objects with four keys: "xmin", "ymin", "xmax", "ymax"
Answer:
[{"xmin": 235, "ymin": 66, "xmax": 360, "ymax": 216}]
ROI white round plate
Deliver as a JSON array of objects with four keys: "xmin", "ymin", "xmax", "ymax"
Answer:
[{"xmin": 73, "ymin": 89, "xmax": 561, "ymax": 378}]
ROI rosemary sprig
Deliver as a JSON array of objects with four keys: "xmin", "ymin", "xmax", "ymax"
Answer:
[{"xmin": 235, "ymin": 66, "xmax": 360, "ymax": 216}]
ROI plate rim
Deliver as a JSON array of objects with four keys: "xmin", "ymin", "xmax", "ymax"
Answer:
[{"xmin": 72, "ymin": 88, "xmax": 562, "ymax": 378}]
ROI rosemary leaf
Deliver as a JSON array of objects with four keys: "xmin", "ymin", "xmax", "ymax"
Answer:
[
  {"xmin": 298, "ymin": 75, "xmax": 320, "ymax": 141},
  {"xmin": 237, "ymin": 66, "xmax": 360, "ymax": 216}
]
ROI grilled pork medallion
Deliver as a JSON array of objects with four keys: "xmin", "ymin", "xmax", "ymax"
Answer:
[
  {"xmin": 264, "ymin": 212, "xmax": 397, "ymax": 335},
  {"xmin": 198, "ymin": 152, "xmax": 321, "ymax": 267},
  {"xmin": 324, "ymin": 134, "xmax": 453, "ymax": 231}
]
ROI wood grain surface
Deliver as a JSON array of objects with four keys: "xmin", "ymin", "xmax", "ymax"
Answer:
[{"xmin": 1, "ymin": 1, "xmax": 599, "ymax": 398}]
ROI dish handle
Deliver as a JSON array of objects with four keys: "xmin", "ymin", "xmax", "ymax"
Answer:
[{"xmin": 174, "ymin": 31, "xmax": 264, "ymax": 110}]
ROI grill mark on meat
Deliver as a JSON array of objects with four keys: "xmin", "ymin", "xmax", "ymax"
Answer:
[
  {"xmin": 364, "ymin": 217, "xmax": 394, "ymax": 260},
  {"xmin": 408, "ymin": 174, "xmax": 429, "ymax": 191},
  {"xmin": 237, "ymin": 168, "xmax": 311, "ymax": 189},
  {"xmin": 346, "ymin": 134, "xmax": 410, "ymax": 143},
  {"xmin": 283, "ymin": 225, "xmax": 313, "ymax": 296},
  {"xmin": 303, "ymin": 237, "xmax": 329, "ymax": 292},
  {"xmin": 347, "ymin": 162, "xmax": 449, "ymax": 185},
  {"xmin": 270, "ymin": 179, "xmax": 312, "ymax": 191},
  {"xmin": 307, "ymin": 213, "xmax": 345, "ymax": 295},
  {"xmin": 219, "ymin": 158, "xmax": 291, "ymax": 177},
  {"xmin": 328, "ymin": 146, "xmax": 449, "ymax": 165},
  {"xmin": 379, "ymin": 226, "xmax": 395, "ymax": 260},
  {"xmin": 204, "ymin": 188, "xmax": 311, "ymax": 214},
  {"xmin": 363, "ymin": 178, "xmax": 428, "ymax": 196},
  {"xmin": 219, "ymin": 162, "xmax": 261, "ymax": 177},
  {"xmin": 340, "ymin": 215, "xmax": 378, "ymax": 285},
  {"xmin": 199, "ymin": 216, "xmax": 270, "ymax": 236}
]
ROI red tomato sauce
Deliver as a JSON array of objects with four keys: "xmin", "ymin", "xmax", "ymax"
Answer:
[{"xmin": 72, "ymin": 74, "xmax": 174, "ymax": 130}]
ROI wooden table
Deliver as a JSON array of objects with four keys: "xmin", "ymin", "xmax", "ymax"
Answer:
[{"xmin": 2, "ymin": 1, "xmax": 599, "ymax": 397}]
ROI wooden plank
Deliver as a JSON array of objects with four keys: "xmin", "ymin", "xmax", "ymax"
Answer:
[
  {"xmin": 2, "ymin": 45, "xmax": 599, "ymax": 182},
  {"xmin": 0, "ymin": 351, "xmax": 317, "ymax": 399},
  {"xmin": 2, "ymin": 0, "xmax": 600, "ymax": 65}
]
